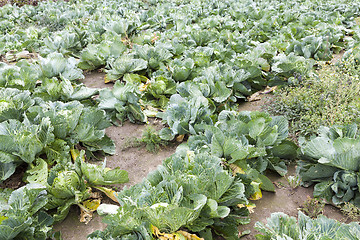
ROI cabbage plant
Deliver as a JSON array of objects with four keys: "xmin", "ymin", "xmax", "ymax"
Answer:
[{"xmin": 298, "ymin": 124, "xmax": 360, "ymax": 206}]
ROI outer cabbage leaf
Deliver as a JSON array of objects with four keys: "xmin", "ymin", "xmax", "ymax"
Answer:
[
  {"xmin": 27, "ymin": 101, "xmax": 83, "ymax": 140},
  {"xmin": 272, "ymin": 53, "xmax": 315, "ymax": 79},
  {"xmin": 299, "ymin": 125, "xmax": 360, "ymax": 206},
  {"xmin": 0, "ymin": 184, "xmax": 53, "ymax": 240},
  {"xmin": 94, "ymin": 150, "xmax": 248, "ymax": 239},
  {"xmin": 39, "ymin": 52, "xmax": 84, "ymax": 81},
  {"xmin": 0, "ymin": 117, "xmax": 54, "ymax": 165},
  {"xmin": 106, "ymin": 55, "xmax": 147, "ymax": 81},
  {"xmin": 158, "ymin": 94, "xmax": 213, "ymax": 139},
  {"xmin": 255, "ymin": 211, "xmax": 360, "ymax": 240},
  {"xmin": 0, "ymin": 60, "xmax": 40, "ymax": 90},
  {"xmin": 98, "ymin": 81, "xmax": 147, "ymax": 123},
  {"xmin": 41, "ymin": 30, "xmax": 87, "ymax": 57},
  {"xmin": 142, "ymin": 194, "xmax": 207, "ymax": 233},
  {"xmin": 0, "ymin": 162, "xmax": 16, "ymax": 183},
  {"xmin": 134, "ymin": 44, "xmax": 173, "ymax": 70},
  {"xmin": 78, "ymin": 41, "xmax": 127, "ymax": 70},
  {"xmin": 300, "ymin": 127, "xmax": 360, "ymax": 171},
  {"xmin": 169, "ymin": 58, "xmax": 194, "ymax": 82},
  {"xmin": 76, "ymin": 151, "xmax": 129, "ymax": 186},
  {"xmin": 71, "ymin": 107, "xmax": 111, "ymax": 143},
  {"xmin": 0, "ymin": 88, "xmax": 34, "ymax": 122}
]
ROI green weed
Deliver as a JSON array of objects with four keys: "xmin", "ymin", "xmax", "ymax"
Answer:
[
  {"xmin": 140, "ymin": 126, "xmax": 168, "ymax": 153},
  {"xmin": 340, "ymin": 202, "xmax": 360, "ymax": 220},
  {"xmin": 121, "ymin": 126, "xmax": 168, "ymax": 153},
  {"xmin": 301, "ymin": 196, "xmax": 325, "ymax": 218},
  {"xmin": 267, "ymin": 58, "xmax": 360, "ymax": 138},
  {"xmin": 286, "ymin": 175, "xmax": 301, "ymax": 189}
]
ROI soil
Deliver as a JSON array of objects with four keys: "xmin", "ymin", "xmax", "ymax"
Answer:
[
  {"xmin": 238, "ymin": 94, "xmax": 274, "ymax": 112},
  {"xmin": 81, "ymin": 71, "xmax": 114, "ymax": 89},
  {"xmin": 0, "ymin": 164, "xmax": 26, "ymax": 189},
  {"xmin": 47, "ymin": 74, "xmax": 360, "ymax": 239},
  {"xmin": 330, "ymin": 50, "xmax": 345, "ymax": 65}
]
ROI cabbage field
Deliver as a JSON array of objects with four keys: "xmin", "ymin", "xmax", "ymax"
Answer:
[{"xmin": 1, "ymin": 0, "xmax": 360, "ymax": 239}]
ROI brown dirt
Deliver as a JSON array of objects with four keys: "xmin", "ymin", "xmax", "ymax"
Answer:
[
  {"xmin": 104, "ymin": 119, "xmax": 177, "ymax": 188},
  {"xmin": 330, "ymin": 50, "xmax": 345, "ymax": 65},
  {"xmin": 81, "ymin": 71, "xmax": 114, "ymax": 89},
  {"xmin": 238, "ymin": 94, "xmax": 274, "ymax": 112},
  {"xmin": 53, "ymin": 207, "xmax": 106, "ymax": 239},
  {"xmin": 0, "ymin": 164, "xmax": 26, "ymax": 189}
]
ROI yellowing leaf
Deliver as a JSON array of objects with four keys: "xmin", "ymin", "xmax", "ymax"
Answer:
[
  {"xmin": 78, "ymin": 200, "xmax": 101, "ymax": 224},
  {"xmin": 355, "ymin": 17, "xmax": 360, "ymax": 25},
  {"xmin": 229, "ymin": 164, "xmax": 245, "ymax": 176},
  {"xmin": 151, "ymin": 226, "xmax": 203, "ymax": 240},
  {"xmin": 261, "ymin": 64, "xmax": 271, "ymax": 72},
  {"xmin": 250, "ymin": 181, "xmax": 263, "ymax": 200},
  {"xmin": 177, "ymin": 231, "xmax": 204, "ymax": 240},
  {"xmin": 262, "ymin": 86, "xmax": 277, "ymax": 94},
  {"xmin": 79, "ymin": 207, "xmax": 93, "ymax": 224},
  {"xmin": 139, "ymin": 80, "xmax": 151, "ymax": 91},
  {"xmin": 104, "ymin": 75, "xmax": 112, "ymax": 83},
  {"xmin": 250, "ymin": 191, "xmax": 262, "ymax": 200},
  {"xmin": 70, "ymin": 148, "xmax": 81, "ymax": 162},
  {"xmin": 151, "ymin": 225, "xmax": 161, "ymax": 236},
  {"xmin": 151, "ymin": 33, "xmax": 159, "ymax": 43},
  {"xmin": 82, "ymin": 199, "xmax": 101, "ymax": 212},
  {"xmin": 238, "ymin": 203, "xmax": 256, "ymax": 213},
  {"xmin": 247, "ymin": 86, "xmax": 277, "ymax": 102},
  {"xmin": 95, "ymin": 186, "xmax": 119, "ymax": 203},
  {"xmin": 176, "ymin": 134, "xmax": 185, "ymax": 142},
  {"xmin": 0, "ymin": 215, "xmax": 8, "ymax": 224}
]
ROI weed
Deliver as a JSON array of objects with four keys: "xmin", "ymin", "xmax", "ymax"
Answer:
[
  {"xmin": 121, "ymin": 127, "xmax": 168, "ymax": 153},
  {"xmin": 140, "ymin": 126, "xmax": 168, "ymax": 153},
  {"xmin": 301, "ymin": 196, "xmax": 325, "ymax": 218},
  {"xmin": 286, "ymin": 175, "xmax": 301, "ymax": 189},
  {"xmin": 274, "ymin": 181, "xmax": 287, "ymax": 189},
  {"xmin": 340, "ymin": 202, "xmax": 360, "ymax": 220},
  {"xmin": 121, "ymin": 136, "xmax": 143, "ymax": 150},
  {"xmin": 267, "ymin": 57, "xmax": 360, "ymax": 138}
]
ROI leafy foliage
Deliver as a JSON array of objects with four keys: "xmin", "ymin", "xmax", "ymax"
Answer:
[
  {"xmin": 0, "ymin": 184, "xmax": 54, "ymax": 240},
  {"xmin": 88, "ymin": 149, "xmax": 250, "ymax": 239},
  {"xmin": 188, "ymin": 110, "xmax": 297, "ymax": 177},
  {"xmin": 44, "ymin": 150, "xmax": 128, "ymax": 222},
  {"xmin": 139, "ymin": 126, "xmax": 168, "ymax": 153},
  {"xmin": 2, "ymin": 0, "xmax": 360, "ymax": 238},
  {"xmin": 39, "ymin": 52, "xmax": 84, "ymax": 81},
  {"xmin": 158, "ymin": 92, "xmax": 214, "ymax": 140},
  {"xmin": 298, "ymin": 124, "xmax": 360, "ymax": 206},
  {"xmin": 98, "ymin": 79, "xmax": 147, "ymax": 124},
  {"xmin": 78, "ymin": 40, "xmax": 127, "ymax": 70},
  {"xmin": 255, "ymin": 211, "xmax": 360, "ymax": 240},
  {"xmin": 106, "ymin": 56, "xmax": 148, "ymax": 82},
  {"xmin": 90, "ymin": 110, "xmax": 299, "ymax": 239},
  {"xmin": 267, "ymin": 59, "xmax": 360, "ymax": 137}
]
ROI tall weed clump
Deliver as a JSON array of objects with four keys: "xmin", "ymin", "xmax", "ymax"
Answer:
[{"xmin": 267, "ymin": 56, "xmax": 360, "ymax": 138}]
